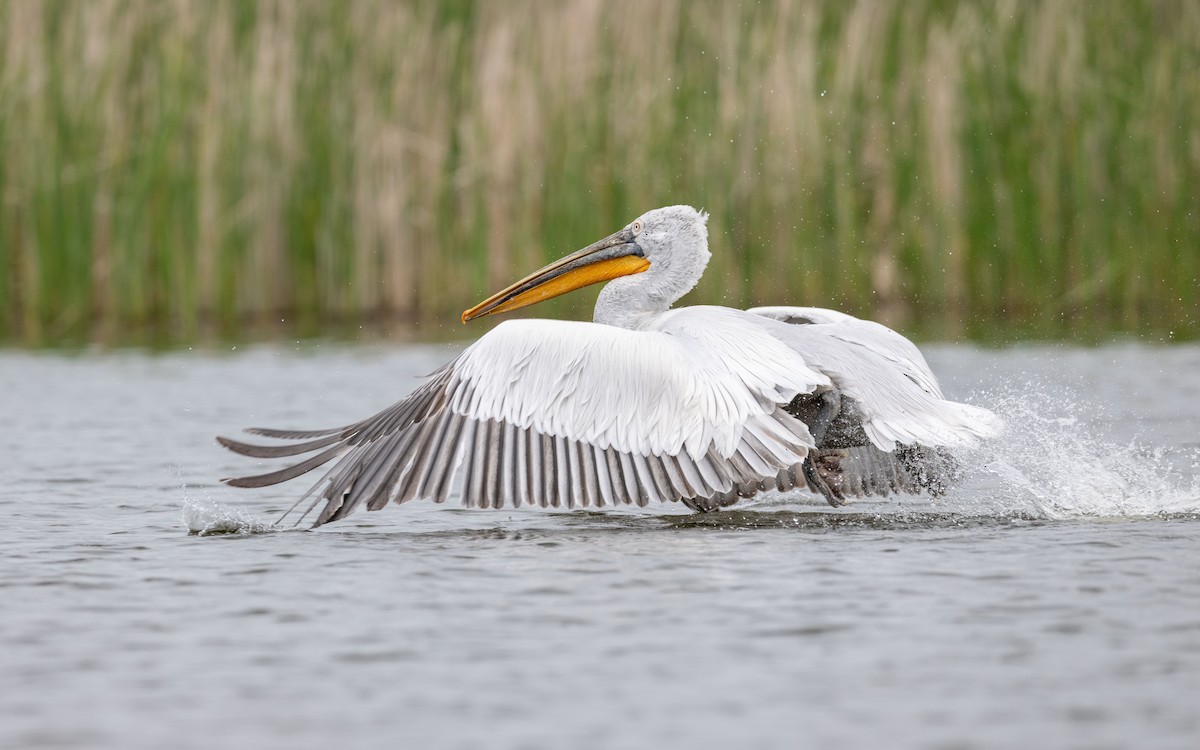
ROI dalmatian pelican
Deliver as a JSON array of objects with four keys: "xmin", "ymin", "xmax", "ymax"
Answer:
[{"xmin": 219, "ymin": 205, "xmax": 1000, "ymax": 526}]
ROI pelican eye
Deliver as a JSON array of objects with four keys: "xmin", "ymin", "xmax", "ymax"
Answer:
[{"xmin": 632, "ymin": 220, "xmax": 644, "ymax": 235}]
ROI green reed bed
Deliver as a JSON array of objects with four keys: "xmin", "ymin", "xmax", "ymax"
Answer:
[{"xmin": 1, "ymin": 0, "xmax": 1197, "ymax": 346}]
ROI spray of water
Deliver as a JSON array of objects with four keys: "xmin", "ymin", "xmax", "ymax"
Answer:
[
  {"xmin": 177, "ymin": 474, "xmax": 278, "ymax": 535},
  {"xmin": 181, "ymin": 497, "xmax": 278, "ymax": 535},
  {"xmin": 950, "ymin": 382, "xmax": 1200, "ymax": 521}
]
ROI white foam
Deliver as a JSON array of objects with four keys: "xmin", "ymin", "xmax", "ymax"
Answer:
[
  {"xmin": 953, "ymin": 383, "xmax": 1200, "ymax": 520},
  {"xmin": 181, "ymin": 496, "xmax": 277, "ymax": 535}
]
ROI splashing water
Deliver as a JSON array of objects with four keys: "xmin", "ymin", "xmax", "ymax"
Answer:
[
  {"xmin": 168, "ymin": 463, "xmax": 278, "ymax": 535},
  {"xmin": 181, "ymin": 496, "xmax": 277, "ymax": 535},
  {"xmin": 954, "ymin": 382, "xmax": 1200, "ymax": 521}
]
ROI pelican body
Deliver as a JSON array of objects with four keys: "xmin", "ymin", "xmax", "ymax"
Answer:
[{"xmin": 220, "ymin": 206, "xmax": 1000, "ymax": 526}]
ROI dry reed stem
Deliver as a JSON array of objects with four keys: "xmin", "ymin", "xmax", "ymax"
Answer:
[{"xmin": 0, "ymin": 0, "xmax": 1197, "ymax": 344}]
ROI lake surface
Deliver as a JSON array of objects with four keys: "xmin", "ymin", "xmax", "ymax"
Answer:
[{"xmin": 2, "ymin": 341, "xmax": 1199, "ymax": 750}]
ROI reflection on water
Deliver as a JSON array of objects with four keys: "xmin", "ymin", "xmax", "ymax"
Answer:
[{"xmin": 2, "ymin": 342, "xmax": 1200, "ymax": 749}]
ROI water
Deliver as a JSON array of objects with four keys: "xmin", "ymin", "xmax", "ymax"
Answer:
[{"xmin": 2, "ymin": 342, "xmax": 1199, "ymax": 750}]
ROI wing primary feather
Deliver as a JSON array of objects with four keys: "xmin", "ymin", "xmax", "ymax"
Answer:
[
  {"xmin": 735, "ymin": 481, "xmax": 758, "ymax": 498},
  {"xmin": 600, "ymin": 446, "xmax": 628, "ymax": 506},
  {"xmin": 501, "ymin": 422, "xmax": 518, "ymax": 509},
  {"xmin": 246, "ymin": 424, "xmax": 357, "ymax": 440},
  {"xmin": 646, "ymin": 455, "xmax": 676, "ymax": 503},
  {"xmin": 659, "ymin": 455, "xmax": 691, "ymax": 499},
  {"xmin": 624, "ymin": 451, "xmax": 652, "ymax": 504},
  {"xmin": 769, "ymin": 408, "xmax": 816, "ymax": 448},
  {"xmin": 528, "ymin": 429, "xmax": 545, "ymax": 508},
  {"xmin": 739, "ymin": 430, "xmax": 787, "ymax": 472},
  {"xmin": 217, "ymin": 433, "xmax": 344, "ymax": 458},
  {"xmin": 454, "ymin": 418, "xmax": 479, "ymax": 507},
  {"xmin": 786, "ymin": 464, "xmax": 801, "ymax": 492},
  {"xmin": 319, "ymin": 442, "xmax": 372, "ymax": 508},
  {"xmin": 307, "ymin": 444, "xmax": 374, "ymax": 526},
  {"xmin": 353, "ymin": 423, "xmax": 424, "ymax": 510},
  {"xmin": 394, "ymin": 411, "xmax": 450, "ymax": 504},
  {"xmin": 467, "ymin": 419, "xmax": 489, "ymax": 508},
  {"xmin": 566, "ymin": 438, "xmax": 583, "ymax": 509},
  {"xmin": 354, "ymin": 431, "xmax": 419, "ymax": 514},
  {"xmin": 631, "ymin": 453, "xmax": 662, "ymax": 505},
  {"xmin": 307, "ymin": 488, "xmax": 343, "ymax": 527},
  {"xmin": 757, "ymin": 409, "xmax": 815, "ymax": 452},
  {"xmin": 513, "ymin": 425, "xmax": 529, "ymax": 509},
  {"xmin": 710, "ymin": 488, "xmax": 734, "ymax": 508},
  {"xmin": 775, "ymin": 466, "xmax": 794, "ymax": 492},
  {"xmin": 743, "ymin": 420, "xmax": 801, "ymax": 468},
  {"xmin": 419, "ymin": 412, "xmax": 466, "ymax": 502},
  {"xmin": 396, "ymin": 413, "xmax": 444, "ymax": 502},
  {"xmin": 706, "ymin": 446, "xmax": 737, "ymax": 493},
  {"xmin": 695, "ymin": 451, "xmax": 729, "ymax": 495},
  {"xmin": 726, "ymin": 446, "xmax": 760, "ymax": 485},
  {"xmin": 555, "ymin": 436, "xmax": 572, "ymax": 509},
  {"xmin": 593, "ymin": 444, "xmax": 613, "ymax": 508},
  {"xmin": 429, "ymin": 415, "xmax": 468, "ymax": 504},
  {"xmin": 579, "ymin": 442, "xmax": 599, "ymax": 508},
  {"xmin": 275, "ymin": 475, "xmax": 332, "ymax": 527},
  {"xmin": 675, "ymin": 454, "xmax": 708, "ymax": 497},
  {"xmin": 545, "ymin": 434, "xmax": 561, "ymax": 508},
  {"xmin": 483, "ymin": 420, "xmax": 502, "ymax": 509},
  {"xmin": 223, "ymin": 445, "xmax": 346, "ymax": 488},
  {"xmin": 367, "ymin": 424, "xmax": 429, "ymax": 506}
]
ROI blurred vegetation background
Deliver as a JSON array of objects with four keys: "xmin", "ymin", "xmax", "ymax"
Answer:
[{"xmin": 1, "ymin": 0, "xmax": 1197, "ymax": 346}]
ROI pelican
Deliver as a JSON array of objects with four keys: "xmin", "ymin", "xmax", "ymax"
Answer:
[{"xmin": 219, "ymin": 205, "xmax": 1000, "ymax": 526}]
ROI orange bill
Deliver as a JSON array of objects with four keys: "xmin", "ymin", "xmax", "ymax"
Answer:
[{"xmin": 462, "ymin": 226, "xmax": 647, "ymax": 323}]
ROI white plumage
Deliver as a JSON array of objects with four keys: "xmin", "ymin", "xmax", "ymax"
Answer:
[
  {"xmin": 219, "ymin": 205, "xmax": 1001, "ymax": 526},
  {"xmin": 454, "ymin": 314, "xmax": 827, "ymax": 459}
]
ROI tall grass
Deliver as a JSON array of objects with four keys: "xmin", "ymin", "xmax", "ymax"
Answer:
[{"xmin": 1, "ymin": 0, "xmax": 1198, "ymax": 345}]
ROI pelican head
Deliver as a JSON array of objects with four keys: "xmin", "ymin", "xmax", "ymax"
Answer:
[{"xmin": 462, "ymin": 205, "xmax": 709, "ymax": 324}]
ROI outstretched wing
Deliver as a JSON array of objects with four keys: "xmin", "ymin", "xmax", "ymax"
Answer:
[
  {"xmin": 219, "ymin": 318, "xmax": 825, "ymax": 526},
  {"xmin": 746, "ymin": 306, "xmax": 1002, "ymax": 451},
  {"xmin": 742, "ymin": 305, "xmax": 998, "ymax": 506}
]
